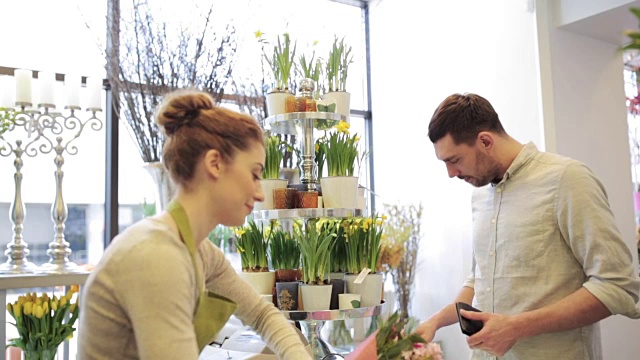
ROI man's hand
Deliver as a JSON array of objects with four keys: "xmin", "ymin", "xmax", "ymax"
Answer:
[
  {"xmin": 415, "ymin": 319, "xmax": 438, "ymax": 343},
  {"xmin": 462, "ymin": 309, "xmax": 520, "ymax": 357}
]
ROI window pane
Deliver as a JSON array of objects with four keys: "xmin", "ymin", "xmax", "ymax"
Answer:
[
  {"xmin": 117, "ymin": 0, "xmax": 368, "ymax": 217},
  {"xmin": 0, "ymin": 0, "xmax": 107, "ymax": 268}
]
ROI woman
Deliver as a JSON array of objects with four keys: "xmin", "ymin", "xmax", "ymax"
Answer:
[{"xmin": 78, "ymin": 90, "xmax": 311, "ymax": 359}]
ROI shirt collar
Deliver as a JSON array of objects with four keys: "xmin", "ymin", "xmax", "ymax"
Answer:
[{"xmin": 495, "ymin": 142, "xmax": 539, "ymax": 185}]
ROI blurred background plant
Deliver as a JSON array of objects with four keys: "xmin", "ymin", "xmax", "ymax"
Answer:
[
  {"xmin": 379, "ymin": 203, "xmax": 423, "ymax": 320},
  {"xmin": 0, "ymin": 108, "xmax": 16, "ymax": 137},
  {"xmin": 107, "ymin": 0, "xmax": 238, "ymax": 163}
]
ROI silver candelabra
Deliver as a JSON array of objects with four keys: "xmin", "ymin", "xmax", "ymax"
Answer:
[{"xmin": 0, "ymin": 104, "xmax": 102, "ymax": 274}]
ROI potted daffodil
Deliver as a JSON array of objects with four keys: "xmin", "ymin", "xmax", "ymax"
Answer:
[{"xmin": 319, "ymin": 120, "xmax": 366, "ymax": 208}]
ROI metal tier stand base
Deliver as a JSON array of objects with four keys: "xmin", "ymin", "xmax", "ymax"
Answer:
[
  {"xmin": 283, "ymin": 301, "xmax": 385, "ymax": 360},
  {"xmin": 300, "ymin": 321, "xmax": 342, "ymax": 360}
]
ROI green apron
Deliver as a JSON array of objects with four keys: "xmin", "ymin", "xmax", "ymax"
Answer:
[{"xmin": 167, "ymin": 200, "xmax": 238, "ymax": 351}]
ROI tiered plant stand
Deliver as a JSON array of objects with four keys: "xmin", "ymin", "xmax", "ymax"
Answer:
[{"xmin": 253, "ymin": 112, "xmax": 384, "ymax": 359}]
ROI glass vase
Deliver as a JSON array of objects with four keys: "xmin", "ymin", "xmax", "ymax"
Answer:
[{"xmin": 22, "ymin": 348, "xmax": 57, "ymax": 360}]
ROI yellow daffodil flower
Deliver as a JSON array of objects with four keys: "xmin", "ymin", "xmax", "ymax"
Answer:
[{"xmin": 336, "ymin": 120, "xmax": 350, "ymax": 134}]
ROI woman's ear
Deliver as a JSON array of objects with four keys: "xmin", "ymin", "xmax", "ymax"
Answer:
[{"xmin": 203, "ymin": 149, "xmax": 224, "ymax": 179}]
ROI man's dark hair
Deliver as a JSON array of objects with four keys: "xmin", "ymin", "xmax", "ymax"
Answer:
[{"xmin": 428, "ymin": 93, "xmax": 506, "ymax": 145}]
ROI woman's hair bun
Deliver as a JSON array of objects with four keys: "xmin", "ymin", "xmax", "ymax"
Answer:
[{"xmin": 156, "ymin": 90, "xmax": 215, "ymax": 135}]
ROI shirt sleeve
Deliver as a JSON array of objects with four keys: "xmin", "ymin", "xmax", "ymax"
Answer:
[
  {"xmin": 200, "ymin": 242, "xmax": 312, "ymax": 360},
  {"xmin": 115, "ymin": 229, "xmax": 201, "ymax": 359},
  {"xmin": 463, "ymin": 254, "xmax": 476, "ymax": 289},
  {"xmin": 556, "ymin": 162, "xmax": 640, "ymax": 318}
]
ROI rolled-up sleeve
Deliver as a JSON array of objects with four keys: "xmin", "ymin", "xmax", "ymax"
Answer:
[{"xmin": 557, "ymin": 163, "xmax": 640, "ymax": 318}]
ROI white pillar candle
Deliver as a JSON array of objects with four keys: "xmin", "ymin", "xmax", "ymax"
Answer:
[
  {"xmin": 38, "ymin": 71, "xmax": 55, "ymax": 107},
  {"xmin": 64, "ymin": 73, "xmax": 80, "ymax": 108},
  {"xmin": 85, "ymin": 76, "xmax": 102, "ymax": 110},
  {"xmin": 26, "ymin": 79, "xmax": 40, "ymax": 112},
  {"xmin": 0, "ymin": 75, "xmax": 15, "ymax": 108},
  {"xmin": 14, "ymin": 69, "xmax": 33, "ymax": 105}
]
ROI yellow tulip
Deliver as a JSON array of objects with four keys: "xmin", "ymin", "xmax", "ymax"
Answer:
[
  {"xmin": 23, "ymin": 301, "xmax": 32, "ymax": 316},
  {"xmin": 66, "ymin": 290, "xmax": 74, "ymax": 301},
  {"xmin": 71, "ymin": 284, "xmax": 80, "ymax": 293},
  {"xmin": 17, "ymin": 296, "xmax": 26, "ymax": 306},
  {"xmin": 70, "ymin": 303, "xmax": 77, "ymax": 312},
  {"xmin": 6, "ymin": 303, "xmax": 12, "ymax": 316},
  {"xmin": 34, "ymin": 305, "xmax": 44, "ymax": 319},
  {"xmin": 59, "ymin": 296, "xmax": 67, "ymax": 307},
  {"xmin": 43, "ymin": 301, "xmax": 49, "ymax": 314},
  {"xmin": 13, "ymin": 303, "xmax": 21, "ymax": 317},
  {"xmin": 35, "ymin": 297, "xmax": 42, "ymax": 306},
  {"xmin": 41, "ymin": 293, "xmax": 49, "ymax": 301},
  {"xmin": 51, "ymin": 300, "xmax": 58, "ymax": 311}
]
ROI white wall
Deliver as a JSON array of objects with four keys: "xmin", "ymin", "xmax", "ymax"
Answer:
[
  {"xmin": 537, "ymin": 0, "xmax": 640, "ymax": 358},
  {"xmin": 368, "ymin": 1, "xmax": 540, "ymax": 358}
]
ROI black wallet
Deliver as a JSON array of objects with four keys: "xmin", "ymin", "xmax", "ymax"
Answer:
[{"xmin": 456, "ymin": 302, "xmax": 484, "ymax": 336}]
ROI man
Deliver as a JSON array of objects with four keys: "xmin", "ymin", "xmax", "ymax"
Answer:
[{"xmin": 415, "ymin": 93, "xmax": 640, "ymax": 359}]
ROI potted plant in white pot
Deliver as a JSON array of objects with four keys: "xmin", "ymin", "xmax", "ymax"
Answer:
[
  {"xmin": 319, "ymin": 120, "xmax": 366, "ymax": 209},
  {"xmin": 293, "ymin": 218, "xmax": 336, "ymax": 311},
  {"xmin": 255, "ymin": 134, "xmax": 288, "ymax": 211},
  {"xmin": 256, "ymin": 31, "xmax": 296, "ymax": 116},
  {"xmin": 322, "ymin": 36, "xmax": 353, "ymax": 120},
  {"xmin": 234, "ymin": 220, "xmax": 275, "ymax": 295},
  {"xmin": 344, "ymin": 215, "xmax": 385, "ymax": 307}
]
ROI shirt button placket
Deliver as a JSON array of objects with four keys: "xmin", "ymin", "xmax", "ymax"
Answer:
[{"xmin": 488, "ymin": 185, "xmax": 503, "ymax": 312}]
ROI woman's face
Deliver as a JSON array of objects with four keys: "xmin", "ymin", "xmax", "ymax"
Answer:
[{"xmin": 215, "ymin": 141, "xmax": 265, "ymax": 226}]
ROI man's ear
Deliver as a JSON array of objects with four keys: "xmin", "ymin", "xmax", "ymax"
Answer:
[
  {"xmin": 477, "ymin": 132, "xmax": 494, "ymax": 150},
  {"xmin": 204, "ymin": 149, "xmax": 224, "ymax": 179}
]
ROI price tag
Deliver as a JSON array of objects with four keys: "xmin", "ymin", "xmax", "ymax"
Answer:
[{"xmin": 353, "ymin": 268, "xmax": 371, "ymax": 284}]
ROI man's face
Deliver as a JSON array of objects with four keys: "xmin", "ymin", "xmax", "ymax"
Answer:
[{"xmin": 433, "ymin": 134, "xmax": 501, "ymax": 187}]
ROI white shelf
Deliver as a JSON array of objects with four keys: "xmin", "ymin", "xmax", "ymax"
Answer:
[{"xmin": 0, "ymin": 272, "xmax": 89, "ymax": 290}]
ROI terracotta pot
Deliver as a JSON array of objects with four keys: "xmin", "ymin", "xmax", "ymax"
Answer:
[{"xmin": 275, "ymin": 268, "xmax": 302, "ymax": 283}]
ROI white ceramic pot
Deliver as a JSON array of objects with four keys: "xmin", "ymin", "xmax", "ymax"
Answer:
[
  {"xmin": 300, "ymin": 283, "xmax": 332, "ymax": 311},
  {"xmin": 265, "ymin": 91, "xmax": 290, "ymax": 116},
  {"xmin": 320, "ymin": 176, "xmax": 358, "ymax": 209},
  {"xmin": 344, "ymin": 272, "xmax": 383, "ymax": 307},
  {"xmin": 239, "ymin": 271, "xmax": 276, "ymax": 295},
  {"xmin": 321, "ymin": 91, "xmax": 351, "ymax": 122},
  {"xmin": 255, "ymin": 179, "xmax": 288, "ymax": 211}
]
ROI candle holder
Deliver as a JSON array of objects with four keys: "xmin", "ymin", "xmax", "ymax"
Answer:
[
  {"xmin": 0, "ymin": 103, "xmax": 102, "ymax": 274},
  {"xmin": 0, "ymin": 106, "xmax": 58, "ymax": 273}
]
